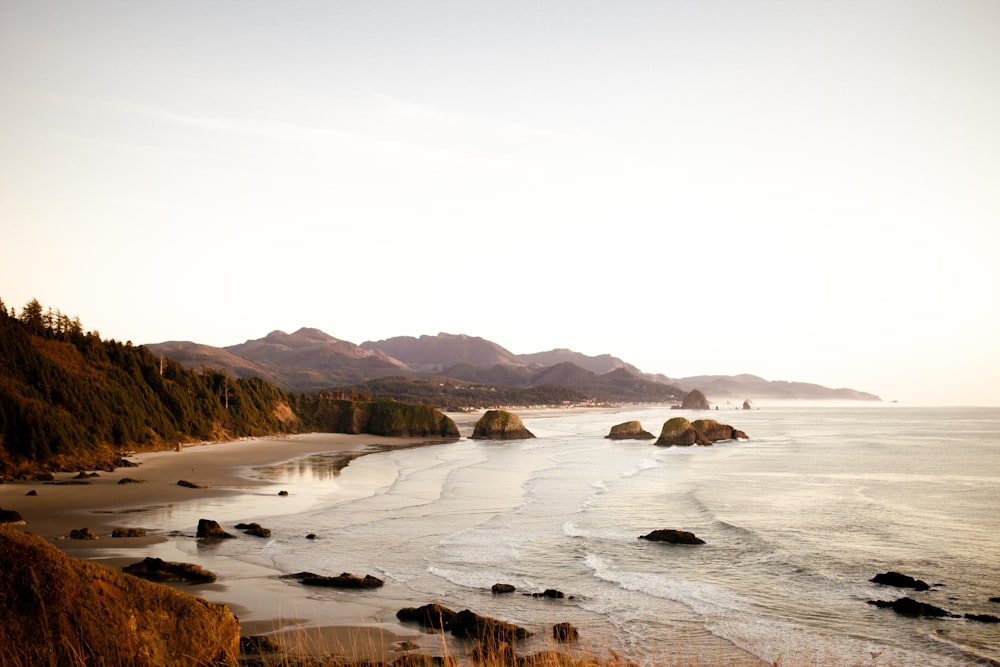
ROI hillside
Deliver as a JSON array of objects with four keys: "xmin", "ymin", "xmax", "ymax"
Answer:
[
  {"xmin": 147, "ymin": 329, "xmax": 880, "ymax": 405},
  {"xmin": 0, "ymin": 299, "xmax": 458, "ymax": 476}
]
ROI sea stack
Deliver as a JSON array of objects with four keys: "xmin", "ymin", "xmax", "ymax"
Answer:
[
  {"xmin": 655, "ymin": 417, "xmax": 748, "ymax": 446},
  {"xmin": 470, "ymin": 410, "xmax": 535, "ymax": 440},
  {"xmin": 680, "ymin": 389, "xmax": 710, "ymax": 409}
]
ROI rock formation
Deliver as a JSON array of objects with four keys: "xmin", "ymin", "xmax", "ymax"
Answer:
[
  {"xmin": 235, "ymin": 522, "xmax": 271, "ymax": 538},
  {"xmin": 867, "ymin": 597, "xmax": 956, "ymax": 618},
  {"xmin": 639, "ymin": 529, "xmax": 705, "ymax": 545},
  {"xmin": 123, "ymin": 556, "xmax": 218, "ymax": 584},
  {"xmin": 605, "ymin": 420, "xmax": 655, "ymax": 440},
  {"xmin": 654, "ymin": 417, "xmax": 748, "ymax": 446},
  {"xmin": 197, "ymin": 518, "xmax": 235, "ymax": 539},
  {"xmin": 680, "ymin": 389, "xmax": 710, "ymax": 409},
  {"xmin": 283, "ymin": 571, "xmax": 384, "ymax": 589},
  {"xmin": 742, "ymin": 399, "xmax": 752, "ymax": 410},
  {"xmin": 0, "ymin": 526, "xmax": 239, "ymax": 666},
  {"xmin": 871, "ymin": 571, "xmax": 930, "ymax": 591},
  {"xmin": 0, "ymin": 508, "xmax": 25, "ymax": 525},
  {"xmin": 470, "ymin": 410, "xmax": 535, "ymax": 440}
]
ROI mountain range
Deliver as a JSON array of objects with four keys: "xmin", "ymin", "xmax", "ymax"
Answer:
[{"xmin": 145, "ymin": 328, "xmax": 881, "ymax": 406}]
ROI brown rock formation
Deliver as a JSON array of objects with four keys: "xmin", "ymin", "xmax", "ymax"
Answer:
[
  {"xmin": 470, "ymin": 410, "xmax": 535, "ymax": 440},
  {"xmin": 654, "ymin": 417, "xmax": 748, "ymax": 446},
  {"xmin": 123, "ymin": 556, "xmax": 217, "ymax": 584},
  {"xmin": 605, "ymin": 420, "xmax": 655, "ymax": 440},
  {"xmin": 0, "ymin": 526, "xmax": 239, "ymax": 666},
  {"xmin": 197, "ymin": 518, "xmax": 235, "ymax": 539}
]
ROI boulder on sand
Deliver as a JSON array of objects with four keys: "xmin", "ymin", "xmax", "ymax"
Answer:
[
  {"xmin": 123, "ymin": 556, "xmax": 217, "ymax": 584},
  {"xmin": 197, "ymin": 518, "xmax": 235, "ymax": 539}
]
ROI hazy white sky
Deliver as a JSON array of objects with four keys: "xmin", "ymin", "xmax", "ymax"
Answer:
[{"xmin": 2, "ymin": 1, "xmax": 998, "ymax": 405}]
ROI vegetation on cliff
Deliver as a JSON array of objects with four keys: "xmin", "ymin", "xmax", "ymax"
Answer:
[{"xmin": 0, "ymin": 298, "xmax": 457, "ymax": 476}]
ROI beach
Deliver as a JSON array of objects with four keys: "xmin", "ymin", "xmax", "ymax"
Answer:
[{"xmin": 0, "ymin": 429, "xmax": 475, "ymax": 664}]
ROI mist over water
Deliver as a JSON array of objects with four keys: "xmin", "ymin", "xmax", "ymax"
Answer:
[{"xmin": 132, "ymin": 405, "xmax": 1000, "ymax": 665}]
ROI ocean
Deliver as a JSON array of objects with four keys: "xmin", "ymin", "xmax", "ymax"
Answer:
[{"xmin": 120, "ymin": 404, "xmax": 1000, "ymax": 665}]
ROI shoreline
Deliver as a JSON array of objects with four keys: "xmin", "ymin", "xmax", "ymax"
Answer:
[
  {"xmin": 0, "ymin": 429, "xmax": 476, "ymax": 663},
  {"xmin": 0, "ymin": 407, "xmax": 765, "ymax": 665}
]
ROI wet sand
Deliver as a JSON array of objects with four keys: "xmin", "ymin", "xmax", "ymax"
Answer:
[{"xmin": 0, "ymin": 430, "xmax": 470, "ymax": 662}]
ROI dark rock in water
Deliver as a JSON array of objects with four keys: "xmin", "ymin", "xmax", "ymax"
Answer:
[
  {"xmin": 640, "ymin": 529, "xmax": 705, "ymax": 545},
  {"xmin": 0, "ymin": 508, "xmax": 26, "ymax": 525},
  {"xmin": 552, "ymin": 622, "xmax": 579, "ymax": 642},
  {"xmin": 492, "ymin": 583, "xmax": 516, "ymax": 594},
  {"xmin": 867, "ymin": 597, "xmax": 956, "ymax": 618},
  {"xmin": 235, "ymin": 522, "xmax": 271, "ymax": 538},
  {"xmin": 742, "ymin": 399, "xmax": 752, "ymax": 410},
  {"xmin": 298, "ymin": 571, "xmax": 384, "ymax": 588},
  {"xmin": 177, "ymin": 479, "xmax": 206, "ymax": 489},
  {"xmin": 124, "ymin": 556, "xmax": 217, "ymax": 584},
  {"xmin": 197, "ymin": 518, "xmax": 235, "ymax": 539},
  {"xmin": 452, "ymin": 608, "xmax": 531, "ymax": 643},
  {"xmin": 240, "ymin": 635, "xmax": 282, "ymax": 655},
  {"xmin": 990, "ymin": 596, "xmax": 1000, "ymax": 604},
  {"xmin": 680, "ymin": 389, "xmax": 710, "ymax": 410},
  {"xmin": 278, "ymin": 490, "xmax": 289, "ymax": 496},
  {"xmin": 965, "ymin": 613, "xmax": 1000, "ymax": 623},
  {"xmin": 470, "ymin": 410, "xmax": 535, "ymax": 440},
  {"xmin": 529, "ymin": 589, "xmax": 565, "ymax": 599},
  {"xmin": 606, "ymin": 420, "xmax": 655, "ymax": 440},
  {"xmin": 871, "ymin": 571, "xmax": 930, "ymax": 591},
  {"xmin": 655, "ymin": 417, "xmax": 747, "ymax": 447},
  {"xmin": 25, "ymin": 490, "xmax": 37, "ymax": 496},
  {"xmin": 397, "ymin": 603, "xmax": 459, "ymax": 630},
  {"xmin": 306, "ymin": 533, "xmax": 317, "ymax": 540},
  {"xmin": 69, "ymin": 527, "xmax": 98, "ymax": 540},
  {"xmin": 118, "ymin": 477, "xmax": 146, "ymax": 485},
  {"xmin": 112, "ymin": 528, "xmax": 148, "ymax": 538}
]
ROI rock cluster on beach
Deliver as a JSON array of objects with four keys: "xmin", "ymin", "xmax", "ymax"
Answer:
[{"xmin": 470, "ymin": 410, "xmax": 536, "ymax": 440}]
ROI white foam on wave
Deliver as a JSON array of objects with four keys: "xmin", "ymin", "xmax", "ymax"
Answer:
[
  {"xmin": 432, "ymin": 527, "xmax": 522, "ymax": 565},
  {"xmin": 621, "ymin": 458, "xmax": 657, "ymax": 478},
  {"xmin": 562, "ymin": 520, "xmax": 634, "ymax": 542},
  {"xmin": 427, "ymin": 565, "xmax": 523, "ymax": 591},
  {"xmin": 584, "ymin": 552, "xmax": 746, "ymax": 617}
]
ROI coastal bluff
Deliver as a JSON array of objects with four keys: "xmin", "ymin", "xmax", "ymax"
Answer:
[
  {"xmin": 470, "ymin": 410, "xmax": 536, "ymax": 440},
  {"xmin": 0, "ymin": 525, "xmax": 239, "ymax": 666}
]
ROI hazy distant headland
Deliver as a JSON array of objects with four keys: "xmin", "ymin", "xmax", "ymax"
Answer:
[{"xmin": 146, "ymin": 328, "xmax": 881, "ymax": 406}]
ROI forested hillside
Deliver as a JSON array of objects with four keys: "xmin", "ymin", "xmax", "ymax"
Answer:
[{"xmin": 0, "ymin": 298, "xmax": 307, "ymax": 476}]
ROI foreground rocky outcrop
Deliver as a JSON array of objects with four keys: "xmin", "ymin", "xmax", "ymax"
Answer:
[
  {"xmin": 605, "ymin": 420, "xmax": 655, "ymax": 440},
  {"xmin": 470, "ymin": 410, "xmax": 535, "ymax": 440},
  {"xmin": 654, "ymin": 417, "xmax": 748, "ymax": 446},
  {"xmin": 0, "ymin": 525, "xmax": 239, "ymax": 666}
]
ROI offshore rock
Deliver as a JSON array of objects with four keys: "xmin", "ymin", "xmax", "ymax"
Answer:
[
  {"xmin": 0, "ymin": 526, "xmax": 239, "ymax": 666},
  {"xmin": 452, "ymin": 608, "xmax": 531, "ymax": 644},
  {"xmin": 655, "ymin": 417, "xmax": 747, "ymax": 447},
  {"xmin": 492, "ymin": 583, "xmax": 516, "ymax": 594},
  {"xmin": 680, "ymin": 389, "xmax": 710, "ymax": 409},
  {"xmin": 867, "ymin": 597, "xmax": 957, "ymax": 618},
  {"xmin": 871, "ymin": 571, "xmax": 930, "ymax": 591},
  {"xmin": 606, "ymin": 420, "xmax": 655, "ymax": 440},
  {"xmin": 290, "ymin": 571, "xmax": 385, "ymax": 588},
  {"xmin": 742, "ymin": 399, "xmax": 753, "ymax": 410},
  {"xmin": 470, "ymin": 410, "xmax": 535, "ymax": 440},
  {"xmin": 640, "ymin": 529, "xmax": 705, "ymax": 545},
  {"xmin": 397, "ymin": 603, "xmax": 459, "ymax": 630}
]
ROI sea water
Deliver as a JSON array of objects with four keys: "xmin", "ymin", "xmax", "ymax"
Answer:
[{"xmin": 133, "ymin": 405, "xmax": 1000, "ymax": 665}]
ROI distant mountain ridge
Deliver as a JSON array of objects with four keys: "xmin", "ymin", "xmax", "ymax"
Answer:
[{"xmin": 146, "ymin": 328, "xmax": 881, "ymax": 404}]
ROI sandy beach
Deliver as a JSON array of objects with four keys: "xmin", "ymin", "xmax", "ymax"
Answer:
[{"xmin": 0, "ymin": 429, "xmax": 475, "ymax": 663}]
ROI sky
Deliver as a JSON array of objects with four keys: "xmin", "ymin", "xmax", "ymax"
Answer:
[{"xmin": 1, "ymin": 1, "xmax": 998, "ymax": 406}]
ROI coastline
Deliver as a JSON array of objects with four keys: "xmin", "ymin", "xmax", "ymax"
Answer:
[{"xmin": 0, "ymin": 429, "xmax": 474, "ymax": 663}]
